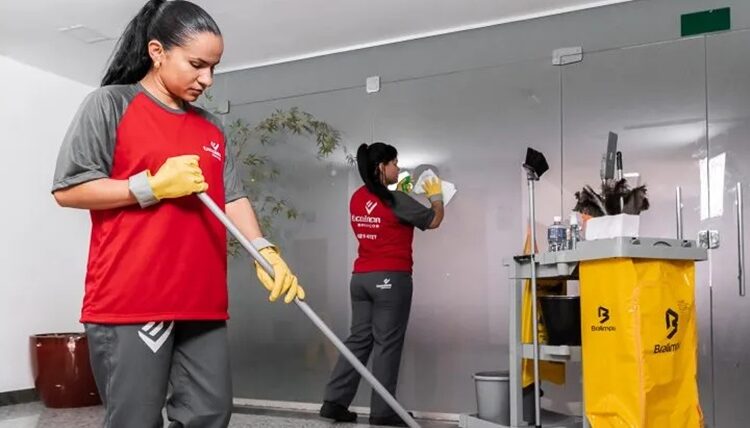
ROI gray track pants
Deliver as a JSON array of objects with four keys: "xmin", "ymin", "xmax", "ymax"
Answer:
[
  {"xmin": 85, "ymin": 321, "xmax": 232, "ymax": 428},
  {"xmin": 324, "ymin": 271, "xmax": 413, "ymax": 418}
]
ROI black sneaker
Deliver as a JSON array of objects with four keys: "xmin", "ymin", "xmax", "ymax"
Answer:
[
  {"xmin": 368, "ymin": 411, "xmax": 415, "ymax": 427},
  {"xmin": 319, "ymin": 401, "xmax": 358, "ymax": 423}
]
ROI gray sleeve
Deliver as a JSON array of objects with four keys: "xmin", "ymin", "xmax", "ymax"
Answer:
[
  {"xmin": 192, "ymin": 106, "xmax": 247, "ymax": 203},
  {"xmin": 391, "ymin": 191, "xmax": 436, "ymax": 231},
  {"xmin": 224, "ymin": 135, "xmax": 247, "ymax": 203},
  {"xmin": 52, "ymin": 89, "xmax": 119, "ymax": 192}
]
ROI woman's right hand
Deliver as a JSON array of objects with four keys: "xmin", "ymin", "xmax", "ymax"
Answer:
[
  {"xmin": 147, "ymin": 155, "xmax": 208, "ymax": 201},
  {"xmin": 422, "ymin": 177, "xmax": 443, "ymax": 202}
]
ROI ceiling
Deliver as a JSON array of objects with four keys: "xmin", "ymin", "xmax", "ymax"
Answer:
[{"xmin": 0, "ymin": 0, "xmax": 632, "ymax": 86}]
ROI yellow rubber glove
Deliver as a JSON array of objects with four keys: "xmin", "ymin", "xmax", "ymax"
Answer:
[
  {"xmin": 147, "ymin": 155, "xmax": 208, "ymax": 201},
  {"xmin": 422, "ymin": 177, "xmax": 443, "ymax": 202},
  {"xmin": 255, "ymin": 247, "xmax": 306, "ymax": 303}
]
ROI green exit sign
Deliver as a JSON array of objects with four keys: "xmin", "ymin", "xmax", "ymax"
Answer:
[{"xmin": 681, "ymin": 8, "xmax": 731, "ymax": 37}]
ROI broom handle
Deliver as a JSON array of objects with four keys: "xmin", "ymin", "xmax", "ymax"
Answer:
[
  {"xmin": 196, "ymin": 193, "xmax": 420, "ymax": 428},
  {"xmin": 527, "ymin": 179, "xmax": 542, "ymax": 428}
]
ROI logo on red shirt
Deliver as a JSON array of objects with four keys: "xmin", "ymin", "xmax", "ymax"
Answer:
[
  {"xmin": 203, "ymin": 141, "xmax": 222, "ymax": 161},
  {"xmin": 365, "ymin": 200, "xmax": 378, "ymax": 214}
]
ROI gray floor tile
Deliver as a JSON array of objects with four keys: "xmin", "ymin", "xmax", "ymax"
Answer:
[{"xmin": 0, "ymin": 402, "xmax": 457, "ymax": 427}]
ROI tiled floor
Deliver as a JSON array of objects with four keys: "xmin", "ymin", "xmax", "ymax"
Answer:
[{"xmin": 0, "ymin": 402, "xmax": 458, "ymax": 428}]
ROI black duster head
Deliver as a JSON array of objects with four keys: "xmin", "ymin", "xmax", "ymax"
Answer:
[{"xmin": 523, "ymin": 148, "xmax": 549, "ymax": 179}]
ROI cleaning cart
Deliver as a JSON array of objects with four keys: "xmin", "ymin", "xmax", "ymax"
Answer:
[{"xmin": 460, "ymin": 236, "xmax": 707, "ymax": 428}]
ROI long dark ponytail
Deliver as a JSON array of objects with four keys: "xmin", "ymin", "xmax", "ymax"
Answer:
[
  {"xmin": 357, "ymin": 142, "xmax": 398, "ymax": 205},
  {"xmin": 101, "ymin": 0, "xmax": 221, "ymax": 86}
]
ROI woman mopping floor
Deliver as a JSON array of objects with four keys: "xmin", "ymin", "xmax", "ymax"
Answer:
[{"xmin": 52, "ymin": 2, "xmax": 303, "ymax": 427}]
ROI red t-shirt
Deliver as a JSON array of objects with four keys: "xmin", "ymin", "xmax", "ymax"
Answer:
[
  {"xmin": 351, "ymin": 186, "xmax": 435, "ymax": 273},
  {"xmin": 52, "ymin": 84, "xmax": 246, "ymax": 323}
]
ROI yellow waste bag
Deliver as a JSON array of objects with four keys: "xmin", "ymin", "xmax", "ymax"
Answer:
[
  {"xmin": 521, "ymin": 230, "xmax": 566, "ymax": 388},
  {"xmin": 580, "ymin": 259, "xmax": 702, "ymax": 428}
]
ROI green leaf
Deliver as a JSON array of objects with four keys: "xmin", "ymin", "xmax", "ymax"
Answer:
[{"xmin": 226, "ymin": 108, "xmax": 343, "ymax": 257}]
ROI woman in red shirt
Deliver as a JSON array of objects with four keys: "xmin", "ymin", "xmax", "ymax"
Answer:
[
  {"xmin": 320, "ymin": 142, "xmax": 445, "ymax": 426},
  {"xmin": 52, "ymin": 1, "xmax": 302, "ymax": 427}
]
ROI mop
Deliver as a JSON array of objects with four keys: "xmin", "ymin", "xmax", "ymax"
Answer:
[
  {"xmin": 523, "ymin": 147, "xmax": 549, "ymax": 428},
  {"xmin": 196, "ymin": 192, "xmax": 420, "ymax": 428}
]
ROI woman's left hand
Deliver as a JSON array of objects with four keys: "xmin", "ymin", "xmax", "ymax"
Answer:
[{"xmin": 254, "ymin": 247, "xmax": 306, "ymax": 303}]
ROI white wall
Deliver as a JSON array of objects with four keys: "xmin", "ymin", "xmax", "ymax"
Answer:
[{"xmin": 0, "ymin": 55, "xmax": 93, "ymax": 392}]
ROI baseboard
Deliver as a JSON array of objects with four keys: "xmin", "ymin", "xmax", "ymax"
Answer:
[
  {"xmin": 232, "ymin": 397, "xmax": 460, "ymax": 422},
  {"xmin": 0, "ymin": 389, "xmax": 38, "ymax": 407}
]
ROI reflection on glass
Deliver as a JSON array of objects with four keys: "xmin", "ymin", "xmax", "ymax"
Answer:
[
  {"xmin": 371, "ymin": 59, "xmax": 562, "ymax": 413},
  {"xmin": 699, "ymin": 153, "xmax": 725, "ymax": 220}
]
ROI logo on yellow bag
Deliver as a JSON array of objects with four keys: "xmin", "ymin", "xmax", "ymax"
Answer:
[
  {"xmin": 591, "ymin": 306, "xmax": 616, "ymax": 332},
  {"xmin": 665, "ymin": 308, "xmax": 679, "ymax": 339},
  {"xmin": 598, "ymin": 306, "xmax": 610, "ymax": 323},
  {"xmin": 654, "ymin": 308, "xmax": 681, "ymax": 354}
]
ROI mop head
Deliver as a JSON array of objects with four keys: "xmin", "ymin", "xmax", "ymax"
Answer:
[
  {"xmin": 623, "ymin": 184, "xmax": 650, "ymax": 215},
  {"xmin": 574, "ymin": 185, "xmax": 607, "ymax": 217},
  {"xmin": 574, "ymin": 179, "xmax": 650, "ymax": 216}
]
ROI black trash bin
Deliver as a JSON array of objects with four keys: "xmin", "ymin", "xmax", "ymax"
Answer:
[{"xmin": 539, "ymin": 295, "xmax": 581, "ymax": 346}]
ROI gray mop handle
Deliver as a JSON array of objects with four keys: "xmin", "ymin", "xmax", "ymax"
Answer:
[{"xmin": 196, "ymin": 193, "xmax": 420, "ymax": 428}]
